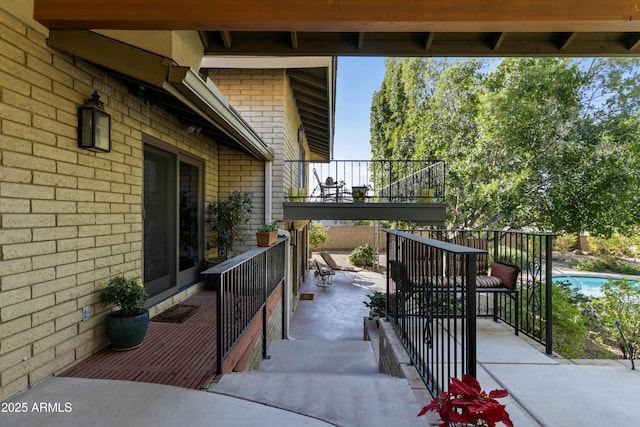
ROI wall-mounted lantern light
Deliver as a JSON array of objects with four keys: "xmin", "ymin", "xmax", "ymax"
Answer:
[
  {"xmin": 298, "ymin": 125, "xmax": 304, "ymax": 143},
  {"xmin": 78, "ymin": 91, "xmax": 111, "ymax": 153}
]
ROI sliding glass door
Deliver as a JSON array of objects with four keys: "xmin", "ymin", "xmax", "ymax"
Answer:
[{"xmin": 143, "ymin": 140, "xmax": 203, "ymax": 301}]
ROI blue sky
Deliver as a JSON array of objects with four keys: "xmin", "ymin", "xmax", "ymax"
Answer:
[{"xmin": 333, "ymin": 57, "xmax": 387, "ymax": 160}]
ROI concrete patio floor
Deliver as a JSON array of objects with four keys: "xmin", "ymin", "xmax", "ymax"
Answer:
[{"xmin": 3, "ymin": 266, "xmax": 640, "ymax": 426}]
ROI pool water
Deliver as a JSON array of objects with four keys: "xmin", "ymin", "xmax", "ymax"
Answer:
[{"xmin": 552, "ymin": 275, "xmax": 627, "ymax": 297}]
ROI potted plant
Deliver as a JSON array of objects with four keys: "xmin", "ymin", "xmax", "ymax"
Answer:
[
  {"xmin": 207, "ymin": 191, "xmax": 253, "ymax": 260},
  {"xmin": 363, "ymin": 291, "xmax": 386, "ymax": 319},
  {"xmin": 256, "ymin": 221, "xmax": 278, "ymax": 247},
  {"xmin": 351, "ymin": 185, "xmax": 368, "ymax": 203},
  {"xmin": 418, "ymin": 374, "xmax": 513, "ymax": 427},
  {"xmin": 418, "ymin": 188, "xmax": 435, "ymax": 203},
  {"xmin": 100, "ymin": 272, "xmax": 149, "ymax": 351},
  {"xmin": 287, "ymin": 187, "xmax": 305, "ymax": 202}
]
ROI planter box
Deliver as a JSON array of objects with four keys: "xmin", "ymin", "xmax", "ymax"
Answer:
[
  {"xmin": 417, "ymin": 188, "xmax": 435, "ymax": 203},
  {"xmin": 351, "ymin": 186, "xmax": 368, "ymax": 203},
  {"xmin": 287, "ymin": 187, "xmax": 305, "ymax": 202},
  {"xmin": 256, "ymin": 231, "xmax": 277, "ymax": 247}
]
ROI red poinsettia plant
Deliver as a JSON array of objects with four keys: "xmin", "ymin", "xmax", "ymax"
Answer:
[{"xmin": 418, "ymin": 374, "xmax": 514, "ymax": 427}]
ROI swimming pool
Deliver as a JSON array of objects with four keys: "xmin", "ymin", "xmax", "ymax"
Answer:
[{"xmin": 552, "ymin": 275, "xmax": 628, "ymax": 297}]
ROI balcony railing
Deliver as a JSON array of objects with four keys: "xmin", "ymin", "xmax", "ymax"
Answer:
[
  {"xmin": 284, "ymin": 160, "xmax": 445, "ymax": 203},
  {"xmin": 385, "ymin": 228, "xmax": 553, "ymax": 397},
  {"xmin": 202, "ymin": 239, "xmax": 286, "ymax": 375}
]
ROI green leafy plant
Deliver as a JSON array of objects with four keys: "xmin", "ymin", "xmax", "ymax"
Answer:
[
  {"xmin": 418, "ymin": 374, "xmax": 513, "ymax": 427},
  {"xmin": 575, "ymin": 258, "xmax": 640, "ymax": 275},
  {"xmin": 259, "ymin": 221, "xmax": 278, "ymax": 232},
  {"xmin": 363, "ymin": 291, "xmax": 386, "ymax": 318},
  {"xmin": 587, "ymin": 233, "xmax": 640, "ymax": 259},
  {"xmin": 309, "ymin": 221, "xmax": 330, "ymax": 249},
  {"xmin": 551, "ymin": 282, "xmax": 588, "ymax": 358},
  {"xmin": 207, "ymin": 191, "xmax": 253, "ymax": 259},
  {"xmin": 590, "ymin": 278, "xmax": 640, "ymax": 360},
  {"xmin": 349, "ymin": 244, "xmax": 376, "ymax": 267},
  {"xmin": 554, "ymin": 234, "xmax": 577, "ymax": 254},
  {"xmin": 100, "ymin": 272, "xmax": 148, "ymax": 317}
]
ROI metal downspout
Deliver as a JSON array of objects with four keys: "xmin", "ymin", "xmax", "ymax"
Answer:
[{"xmin": 265, "ymin": 161, "xmax": 273, "ymax": 224}]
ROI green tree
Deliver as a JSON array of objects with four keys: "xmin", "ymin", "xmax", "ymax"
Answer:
[
  {"xmin": 309, "ymin": 221, "xmax": 330, "ymax": 249},
  {"xmin": 371, "ymin": 58, "xmax": 640, "ymax": 235},
  {"xmin": 590, "ymin": 279, "xmax": 640, "ymax": 360}
]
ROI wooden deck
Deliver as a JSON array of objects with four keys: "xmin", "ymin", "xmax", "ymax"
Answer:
[{"xmin": 61, "ymin": 290, "xmax": 218, "ymax": 390}]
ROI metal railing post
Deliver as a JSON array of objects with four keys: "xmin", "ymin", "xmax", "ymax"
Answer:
[
  {"xmin": 466, "ymin": 254, "xmax": 477, "ymax": 378},
  {"xmin": 545, "ymin": 234, "xmax": 553, "ymax": 354},
  {"xmin": 215, "ymin": 273, "xmax": 224, "ymax": 375},
  {"xmin": 262, "ymin": 251, "xmax": 269, "ymax": 359}
]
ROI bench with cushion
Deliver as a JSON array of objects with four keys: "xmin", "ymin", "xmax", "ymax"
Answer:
[{"xmin": 389, "ymin": 257, "xmax": 520, "ymax": 337}]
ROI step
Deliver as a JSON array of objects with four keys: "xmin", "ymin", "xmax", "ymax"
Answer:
[
  {"xmin": 208, "ymin": 371, "xmax": 425, "ymax": 427},
  {"xmin": 259, "ymin": 339, "xmax": 380, "ymax": 375}
]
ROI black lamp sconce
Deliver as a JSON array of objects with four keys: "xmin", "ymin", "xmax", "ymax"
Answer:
[
  {"xmin": 298, "ymin": 125, "xmax": 304, "ymax": 143},
  {"xmin": 78, "ymin": 91, "xmax": 111, "ymax": 153}
]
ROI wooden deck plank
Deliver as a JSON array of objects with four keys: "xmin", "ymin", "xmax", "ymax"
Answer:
[{"xmin": 61, "ymin": 290, "xmax": 218, "ymax": 390}]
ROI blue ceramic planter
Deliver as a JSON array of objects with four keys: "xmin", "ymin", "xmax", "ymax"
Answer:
[{"xmin": 105, "ymin": 309, "xmax": 149, "ymax": 351}]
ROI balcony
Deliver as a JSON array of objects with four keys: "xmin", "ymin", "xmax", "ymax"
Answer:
[{"xmin": 283, "ymin": 160, "xmax": 447, "ymax": 225}]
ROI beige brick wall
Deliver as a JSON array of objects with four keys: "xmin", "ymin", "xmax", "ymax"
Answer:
[
  {"xmin": 316, "ymin": 225, "xmax": 388, "ymax": 251},
  {"xmin": 0, "ymin": 9, "xmax": 220, "ymax": 401},
  {"xmin": 208, "ymin": 69, "xmax": 306, "ymax": 224}
]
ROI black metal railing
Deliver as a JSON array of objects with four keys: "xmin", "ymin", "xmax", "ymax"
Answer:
[
  {"xmin": 284, "ymin": 159, "xmax": 445, "ymax": 203},
  {"xmin": 408, "ymin": 229, "xmax": 553, "ymax": 353},
  {"xmin": 202, "ymin": 238, "xmax": 286, "ymax": 374},
  {"xmin": 385, "ymin": 229, "xmax": 484, "ymax": 397},
  {"xmin": 385, "ymin": 228, "xmax": 554, "ymax": 397}
]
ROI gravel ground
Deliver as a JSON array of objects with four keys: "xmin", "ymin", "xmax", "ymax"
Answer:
[{"xmin": 311, "ymin": 251, "xmax": 387, "ymax": 273}]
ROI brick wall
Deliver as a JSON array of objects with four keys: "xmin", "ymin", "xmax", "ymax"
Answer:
[
  {"xmin": 315, "ymin": 225, "xmax": 388, "ymax": 251},
  {"xmin": 216, "ymin": 145, "xmax": 266, "ymax": 256},
  {"xmin": 0, "ymin": 9, "xmax": 219, "ymax": 401},
  {"xmin": 208, "ymin": 69, "xmax": 305, "ymax": 223}
]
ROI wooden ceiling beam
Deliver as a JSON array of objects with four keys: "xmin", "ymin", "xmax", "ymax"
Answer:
[
  {"xmin": 424, "ymin": 32, "xmax": 435, "ymax": 50},
  {"xmin": 625, "ymin": 33, "xmax": 640, "ymax": 50},
  {"xmin": 220, "ymin": 31, "xmax": 232, "ymax": 49},
  {"xmin": 556, "ymin": 32, "xmax": 577, "ymax": 50},
  {"xmin": 34, "ymin": 0, "xmax": 640, "ymax": 32},
  {"xmin": 490, "ymin": 32, "xmax": 507, "ymax": 51},
  {"xmin": 288, "ymin": 70, "xmax": 326, "ymax": 90}
]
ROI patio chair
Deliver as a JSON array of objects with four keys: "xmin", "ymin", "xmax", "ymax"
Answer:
[
  {"xmin": 313, "ymin": 260, "xmax": 334, "ymax": 287},
  {"xmin": 312, "ymin": 168, "xmax": 344, "ymax": 202},
  {"xmin": 319, "ymin": 252, "xmax": 362, "ymax": 272},
  {"xmin": 312, "ymin": 168, "xmax": 328, "ymax": 201}
]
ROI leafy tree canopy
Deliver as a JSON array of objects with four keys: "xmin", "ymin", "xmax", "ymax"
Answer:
[{"xmin": 370, "ymin": 58, "xmax": 640, "ymax": 235}]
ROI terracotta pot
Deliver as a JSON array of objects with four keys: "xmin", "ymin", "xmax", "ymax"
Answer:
[{"xmin": 256, "ymin": 231, "xmax": 277, "ymax": 247}]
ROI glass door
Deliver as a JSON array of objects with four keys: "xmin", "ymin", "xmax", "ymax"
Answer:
[
  {"xmin": 143, "ymin": 141, "xmax": 204, "ymax": 301},
  {"xmin": 143, "ymin": 145, "xmax": 177, "ymax": 298},
  {"xmin": 178, "ymin": 160, "xmax": 202, "ymax": 285}
]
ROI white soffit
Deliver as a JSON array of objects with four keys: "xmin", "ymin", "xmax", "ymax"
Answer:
[{"xmin": 200, "ymin": 56, "xmax": 334, "ymax": 69}]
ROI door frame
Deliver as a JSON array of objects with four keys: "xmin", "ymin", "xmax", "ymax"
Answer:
[{"xmin": 143, "ymin": 134, "xmax": 204, "ymax": 306}]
